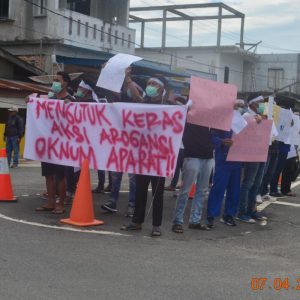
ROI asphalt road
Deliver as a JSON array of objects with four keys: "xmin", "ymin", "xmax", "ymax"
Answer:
[{"xmin": 0, "ymin": 163, "xmax": 299, "ymax": 300}]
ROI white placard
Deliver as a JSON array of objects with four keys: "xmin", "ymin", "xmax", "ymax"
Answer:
[
  {"xmin": 96, "ymin": 53, "xmax": 143, "ymax": 93},
  {"xmin": 24, "ymin": 98, "xmax": 187, "ymax": 178}
]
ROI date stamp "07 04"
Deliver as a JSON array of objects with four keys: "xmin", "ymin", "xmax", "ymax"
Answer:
[{"xmin": 251, "ymin": 278, "xmax": 300, "ymax": 291}]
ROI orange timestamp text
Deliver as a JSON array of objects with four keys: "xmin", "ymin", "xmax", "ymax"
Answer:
[{"xmin": 251, "ymin": 277, "xmax": 300, "ymax": 291}]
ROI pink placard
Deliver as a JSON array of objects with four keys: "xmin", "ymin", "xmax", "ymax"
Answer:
[
  {"xmin": 187, "ymin": 76, "xmax": 237, "ymax": 130},
  {"xmin": 227, "ymin": 119, "xmax": 273, "ymax": 162}
]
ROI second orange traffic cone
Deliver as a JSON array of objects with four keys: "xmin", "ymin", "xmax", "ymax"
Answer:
[
  {"xmin": 189, "ymin": 183, "xmax": 196, "ymax": 199},
  {"xmin": 61, "ymin": 159, "xmax": 104, "ymax": 227},
  {"xmin": 0, "ymin": 149, "xmax": 17, "ymax": 202}
]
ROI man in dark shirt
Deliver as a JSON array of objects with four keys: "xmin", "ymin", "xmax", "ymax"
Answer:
[
  {"xmin": 4, "ymin": 105, "xmax": 24, "ymax": 168},
  {"xmin": 172, "ymin": 123, "xmax": 214, "ymax": 233}
]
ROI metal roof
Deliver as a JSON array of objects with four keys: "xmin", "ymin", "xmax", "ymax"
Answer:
[{"xmin": 0, "ymin": 79, "xmax": 50, "ymax": 93}]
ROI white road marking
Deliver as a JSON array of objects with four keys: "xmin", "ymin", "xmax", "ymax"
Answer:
[
  {"xmin": 0, "ymin": 213, "xmax": 129, "ymax": 237},
  {"xmin": 291, "ymin": 179, "xmax": 300, "ymax": 189},
  {"xmin": 272, "ymin": 201, "xmax": 300, "ymax": 208},
  {"xmin": 257, "ymin": 199, "xmax": 276, "ymax": 212},
  {"xmin": 258, "ymin": 179, "xmax": 300, "ymax": 212}
]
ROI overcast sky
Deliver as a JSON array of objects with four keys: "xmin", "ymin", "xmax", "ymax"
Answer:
[{"xmin": 129, "ymin": 0, "xmax": 300, "ymax": 54}]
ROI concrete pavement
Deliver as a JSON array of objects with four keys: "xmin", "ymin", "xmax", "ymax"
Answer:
[{"xmin": 0, "ymin": 165, "xmax": 299, "ymax": 300}]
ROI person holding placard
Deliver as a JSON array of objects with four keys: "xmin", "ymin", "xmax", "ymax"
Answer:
[
  {"xmin": 237, "ymin": 93, "xmax": 268, "ymax": 223},
  {"xmin": 206, "ymin": 100, "xmax": 246, "ymax": 229},
  {"xmin": 35, "ymin": 72, "xmax": 74, "ymax": 214},
  {"xmin": 101, "ymin": 80, "xmax": 146, "ymax": 217},
  {"xmin": 121, "ymin": 72, "xmax": 170, "ymax": 237}
]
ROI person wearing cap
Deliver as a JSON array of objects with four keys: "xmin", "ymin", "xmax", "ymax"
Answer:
[
  {"xmin": 3, "ymin": 105, "xmax": 24, "ymax": 168},
  {"xmin": 205, "ymin": 100, "xmax": 245, "ymax": 229},
  {"xmin": 236, "ymin": 92, "xmax": 268, "ymax": 223},
  {"xmin": 120, "ymin": 70, "xmax": 169, "ymax": 237}
]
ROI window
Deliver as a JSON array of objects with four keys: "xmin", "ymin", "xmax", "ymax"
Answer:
[
  {"xmin": 33, "ymin": 0, "xmax": 47, "ymax": 17},
  {"xmin": 77, "ymin": 20, "xmax": 81, "ymax": 35},
  {"xmin": 85, "ymin": 22, "xmax": 89, "ymax": 38},
  {"xmin": 268, "ymin": 68, "xmax": 284, "ymax": 90},
  {"xmin": 122, "ymin": 32, "xmax": 125, "ymax": 46},
  {"xmin": 0, "ymin": 0, "xmax": 9, "ymax": 19},
  {"xmin": 93, "ymin": 25, "xmax": 97, "ymax": 39},
  {"xmin": 67, "ymin": 0, "xmax": 91, "ymax": 16},
  {"xmin": 68, "ymin": 17, "xmax": 73, "ymax": 35},
  {"xmin": 100, "ymin": 26, "xmax": 104, "ymax": 42},
  {"xmin": 128, "ymin": 34, "xmax": 131, "ymax": 48},
  {"xmin": 107, "ymin": 27, "xmax": 111, "ymax": 43},
  {"xmin": 115, "ymin": 30, "xmax": 118, "ymax": 45}
]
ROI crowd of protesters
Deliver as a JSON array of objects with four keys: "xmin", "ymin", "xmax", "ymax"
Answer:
[{"xmin": 5, "ymin": 66, "xmax": 299, "ymax": 237}]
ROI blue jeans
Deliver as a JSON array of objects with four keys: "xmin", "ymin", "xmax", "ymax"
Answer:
[
  {"xmin": 6, "ymin": 136, "xmax": 20, "ymax": 166},
  {"xmin": 110, "ymin": 172, "xmax": 136, "ymax": 208},
  {"xmin": 207, "ymin": 163, "xmax": 241, "ymax": 218},
  {"xmin": 173, "ymin": 157, "xmax": 214, "ymax": 225},
  {"xmin": 238, "ymin": 162, "xmax": 265, "ymax": 217}
]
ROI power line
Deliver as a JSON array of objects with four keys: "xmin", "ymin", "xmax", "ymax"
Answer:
[
  {"xmin": 10, "ymin": 16, "xmax": 297, "ymax": 84},
  {"xmin": 17, "ymin": 0, "xmax": 298, "ymax": 83}
]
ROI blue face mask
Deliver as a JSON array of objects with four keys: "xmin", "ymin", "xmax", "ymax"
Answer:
[
  {"xmin": 51, "ymin": 81, "xmax": 62, "ymax": 94},
  {"xmin": 257, "ymin": 103, "xmax": 265, "ymax": 115},
  {"xmin": 145, "ymin": 85, "xmax": 159, "ymax": 98}
]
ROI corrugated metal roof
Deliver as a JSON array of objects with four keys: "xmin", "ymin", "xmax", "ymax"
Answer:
[
  {"xmin": 0, "ymin": 97, "xmax": 27, "ymax": 109},
  {"xmin": 0, "ymin": 79, "xmax": 49, "ymax": 93}
]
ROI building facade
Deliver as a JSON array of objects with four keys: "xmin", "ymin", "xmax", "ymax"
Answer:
[
  {"xmin": 0, "ymin": 0, "xmax": 135, "ymax": 73},
  {"xmin": 244, "ymin": 53, "xmax": 300, "ymax": 94}
]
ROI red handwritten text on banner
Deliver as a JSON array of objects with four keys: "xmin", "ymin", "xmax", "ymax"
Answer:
[{"xmin": 24, "ymin": 98, "xmax": 187, "ymax": 177}]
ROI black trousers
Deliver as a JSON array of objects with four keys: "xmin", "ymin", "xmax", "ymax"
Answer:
[
  {"xmin": 281, "ymin": 157, "xmax": 296, "ymax": 194},
  {"xmin": 132, "ymin": 175, "xmax": 165, "ymax": 227}
]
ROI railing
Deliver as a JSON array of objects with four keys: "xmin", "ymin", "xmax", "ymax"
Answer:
[{"xmin": 49, "ymin": 9, "xmax": 135, "ymax": 54}]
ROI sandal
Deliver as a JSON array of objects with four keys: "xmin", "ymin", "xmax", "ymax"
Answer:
[
  {"xmin": 120, "ymin": 223, "xmax": 142, "ymax": 231},
  {"xmin": 151, "ymin": 227, "xmax": 162, "ymax": 237},
  {"xmin": 35, "ymin": 206, "xmax": 54, "ymax": 212},
  {"xmin": 172, "ymin": 224, "xmax": 184, "ymax": 233},
  {"xmin": 188, "ymin": 223, "xmax": 211, "ymax": 230},
  {"xmin": 286, "ymin": 192, "xmax": 296, "ymax": 197},
  {"xmin": 52, "ymin": 208, "xmax": 66, "ymax": 214}
]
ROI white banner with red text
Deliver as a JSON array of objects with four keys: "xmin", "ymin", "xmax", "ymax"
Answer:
[{"xmin": 24, "ymin": 98, "xmax": 187, "ymax": 177}]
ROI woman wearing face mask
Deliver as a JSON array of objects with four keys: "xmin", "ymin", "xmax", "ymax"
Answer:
[
  {"xmin": 236, "ymin": 93, "xmax": 268, "ymax": 223},
  {"xmin": 36, "ymin": 72, "xmax": 74, "ymax": 214},
  {"xmin": 121, "ymin": 70, "xmax": 169, "ymax": 237}
]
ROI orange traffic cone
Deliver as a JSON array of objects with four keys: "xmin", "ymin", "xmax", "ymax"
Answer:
[
  {"xmin": 189, "ymin": 183, "xmax": 196, "ymax": 199},
  {"xmin": 278, "ymin": 174, "xmax": 282, "ymax": 185},
  {"xmin": 61, "ymin": 159, "xmax": 104, "ymax": 227},
  {"xmin": 0, "ymin": 149, "xmax": 17, "ymax": 202}
]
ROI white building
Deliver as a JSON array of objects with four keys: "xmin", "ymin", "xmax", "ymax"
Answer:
[
  {"xmin": 136, "ymin": 46, "xmax": 257, "ymax": 92},
  {"xmin": 244, "ymin": 53, "xmax": 300, "ymax": 94},
  {"xmin": 0, "ymin": 0, "xmax": 135, "ymax": 73}
]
